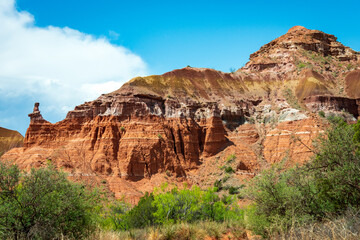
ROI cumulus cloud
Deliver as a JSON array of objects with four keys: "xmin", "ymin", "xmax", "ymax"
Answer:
[{"xmin": 0, "ymin": 0, "xmax": 147, "ymax": 120}]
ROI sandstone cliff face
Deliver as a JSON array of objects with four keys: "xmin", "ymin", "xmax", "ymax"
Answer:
[
  {"xmin": 0, "ymin": 127, "xmax": 23, "ymax": 155},
  {"xmin": 2, "ymin": 26, "xmax": 360, "ymax": 200}
]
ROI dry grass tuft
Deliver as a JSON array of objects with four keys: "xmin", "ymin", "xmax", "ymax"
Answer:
[
  {"xmin": 272, "ymin": 210, "xmax": 360, "ymax": 240},
  {"xmin": 86, "ymin": 221, "xmax": 245, "ymax": 240}
]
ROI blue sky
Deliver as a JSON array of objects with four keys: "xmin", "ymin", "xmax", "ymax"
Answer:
[
  {"xmin": 1, "ymin": 0, "xmax": 360, "ymax": 135},
  {"xmin": 17, "ymin": 0, "xmax": 360, "ymax": 73}
]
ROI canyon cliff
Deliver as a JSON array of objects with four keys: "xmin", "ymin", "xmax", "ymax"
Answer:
[
  {"xmin": 2, "ymin": 26, "xmax": 360, "ymax": 201},
  {"xmin": 0, "ymin": 127, "xmax": 23, "ymax": 156}
]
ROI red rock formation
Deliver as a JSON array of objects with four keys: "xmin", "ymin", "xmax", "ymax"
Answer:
[
  {"xmin": 345, "ymin": 70, "xmax": 360, "ymax": 98},
  {"xmin": 2, "ymin": 26, "xmax": 360, "ymax": 200},
  {"xmin": 0, "ymin": 127, "xmax": 23, "ymax": 155},
  {"xmin": 264, "ymin": 119, "xmax": 323, "ymax": 165}
]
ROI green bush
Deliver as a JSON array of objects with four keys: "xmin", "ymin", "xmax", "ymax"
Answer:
[
  {"xmin": 244, "ymin": 164, "xmax": 315, "ymax": 236},
  {"xmin": 244, "ymin": 117, "xmax": 360, "ymax": 236},
  {"xmin": 100, "ymin": 200, "xmax": 131, "ymax": 230},
  {"xmin": 318, "ymin": 110, "xmax": 325, "ymax": 118},
  {"xmin": 123, "ymin": 193, "xmax": 157, "ymax": 230},
  {"xmin": 152, "ymin": 186, "xmax": 236, "ymax": 224},
  {"xmin": 100, "ymin": 193, "xmax": 157, "ymax": 231},
  {"xmin": 224, "ymin": 166, "xmax": 235, "ymax": 174},
  {"xmin": 213, "ymin": 180, "xmax": 223, "ymax": 191},
  {"xmin": 222, "ymin": 175, "xmax": 230, "ymax": 183},
  {"xmin": 347, "ymin": 63, "xmax": 354, "ymax": 70},
  {"xmin": 311, "ymin": 117, "xmax": 360, "ymax": 212},
  {"xmin": 0, "ymin": 163, "xmax": 101, "ymax": 239},
  {"xmin": 105, "ymin": 186, "xmax": 242, "ymax": 231},
  {"xmin": 228, "ymin": 186, "xmax": 240, "ymax": 195},
  {"xmin": 297, "ymin": 62, "xmax": 307, "ymax": 69}
]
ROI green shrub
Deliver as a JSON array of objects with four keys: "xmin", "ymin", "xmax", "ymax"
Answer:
[
  {"xmin": 228, "ymin": 186, "xmax": 240, "ymax": 195},
  {"xmin": 102, "ymin": 193, "xmax": 157, "ymax": 231},
  {"xmin": 154, "ymin": 187, "xmax": 201, "ymax": 224},
  {"xmin": 311, "ymin": 117, "xmax": 360, "ymax": 211},
  {"xmin": 224, "ymin": 166, "xmax": 235, "ymax": 174},
  {"xmin": 226, "ymin": 154, "xmax": 236, "ymax": 163},
  {"xmin": 318, "ymin": 110, "xmax": 325, "ymax": 118},
  {"xmin": 100, "ymin": 200, "xmax": 131, "ymax": 230},
  {"xmin": 0, "ymin": 163, "xmax": 101, "ymax": 239},
  {"xmin": 297, "ymin": 62, "xmax": 307, "ymax": 69},
  {"xmin": 347, "ymin": 63, "xmax": 354, "ymax": 70},
  {"xmin": 222, "ymin": 175, "xmax": 230, "ymax": 183},
  {"xmin": 244, "ymin": 117, "xmax": 360, "ymax": 236},
  {"xmin": 105, "ymin": 186, "xmax": 241, "ymax": 231},
  {"xmin": 296, "ymin": 61, "xmax": 312, "ymax": 70},
  {"xmin": 244, "ymin": 164, "xmax": 315, "ymax": 236},
  {"xmin": 214, "ymin": 180, "xmax": 223, "ymax": 191},
  {"xmin": 122, "ymin": 193, "xmax": 157, "ymax": 230}
]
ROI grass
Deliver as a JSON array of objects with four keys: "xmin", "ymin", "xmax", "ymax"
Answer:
[
  {"xmin": 88, "ymin": 221, "xmax": 245, "ymax": 240},
  {"xmin": 224, "ymin": 166, "xmax": 235, "ymax": 174},
  {"xmin": 226, "ymin": 154, "xmax": 236, "ymax": 163},
  {"xmin": 273, "ymin": 210, "xmax": 360, "ymax": 240}
]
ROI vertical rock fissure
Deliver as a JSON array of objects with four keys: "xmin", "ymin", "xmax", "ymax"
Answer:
[
  {"xmin": 178, "ymin": 129, "xmax": 185, "ymax": 158},
  {"xmin": 90, "ymin": 127, "xmax": 99, "ymax": 150},
  {"xmin": 170, "ymin": 128, "xmax": 177, "ymax": 155},
  {"xmin": 110, "ymin": 125, "xmax": 121, "ymax": 161},
  {"xmin": 198, "ymin": 127, "xmax": 205, "ymax": 153}
]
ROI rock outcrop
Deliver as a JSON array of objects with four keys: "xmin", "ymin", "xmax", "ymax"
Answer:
[
  {"xmin": 2, "ymin": 26, "xmax": 360, "ymax": 200},
  {"xmin": 0, "ymin": 127, "xmax": 23, "ymax": 155}
]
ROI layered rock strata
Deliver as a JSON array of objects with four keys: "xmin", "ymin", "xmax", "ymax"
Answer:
[
  {"xmin": 2, "ymin": 26, "xmax": 360, "ymax": 200},
  {"xmin": 0, "ymin": 127, "xmax": 23, "ymax": 155}
]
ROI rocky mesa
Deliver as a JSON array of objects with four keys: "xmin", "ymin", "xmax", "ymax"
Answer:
[{"xmin": 2, "ymin": 26, "xmax": 360, "ymax": 201}]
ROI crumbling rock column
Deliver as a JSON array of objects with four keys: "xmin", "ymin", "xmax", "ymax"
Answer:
[{"xmin": 28, "ymin": 102, "xmax": 45, "ymax": 123}]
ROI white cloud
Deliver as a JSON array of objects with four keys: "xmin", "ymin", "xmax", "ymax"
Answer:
[{"xmin": 0, "ymin": 0, "xmax": 147, "ymax": 117}]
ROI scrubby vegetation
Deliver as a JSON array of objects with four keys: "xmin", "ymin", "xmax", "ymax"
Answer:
[
  {"xmin": 244, "ymin": 116, "xmax": 360, "ymax": 237},
  {"xmin": 3, "ymin": 116, "xmax": 360, "ymax": 239},
  {"xmin": 99, "ymin": 185, "xmax": 242, "ymax": 231},
  {"xmin": 318, "ymin": 110, "xmax": 325, "ymax": 118},
  {"xmin": 0, "ymin": 163, "xmax": 244, "ymax": 239},
  {"xmin": 0, "ymin": 163, "xmax": 101, "ymax": 239}
]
